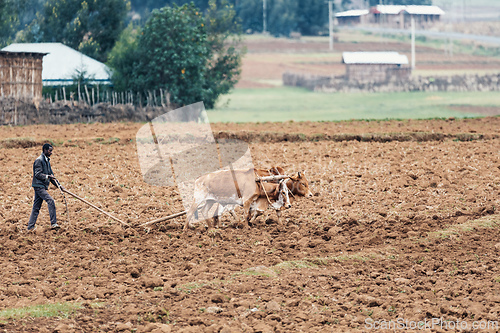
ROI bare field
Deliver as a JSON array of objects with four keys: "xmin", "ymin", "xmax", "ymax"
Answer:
[{"xmin": 1, "ymin": 120, "xmax": 499, "ymax": 332}]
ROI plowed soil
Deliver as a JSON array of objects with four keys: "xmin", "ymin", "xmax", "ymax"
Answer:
[{"xmin": 1, "ymin": 119, "xmax": 500, "ymax": 333}]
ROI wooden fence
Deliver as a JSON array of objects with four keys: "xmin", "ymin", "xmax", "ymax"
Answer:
[
  {"xmin": 0, "ymin": 96, "xmax": 175, "ymax": 126},
  {"xmin": 44, "ymin": 85, "xmax": 172, "ymax": 108}
]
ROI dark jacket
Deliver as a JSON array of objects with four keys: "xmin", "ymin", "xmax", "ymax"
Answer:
[{"xmin": 32, "ymin": 153, "xmax": 57, "ymax": 189}]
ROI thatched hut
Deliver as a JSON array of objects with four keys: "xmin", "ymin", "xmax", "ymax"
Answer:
[{"xmin": 0, "ymin": 51, "xmax": 45, "ymax": 100}]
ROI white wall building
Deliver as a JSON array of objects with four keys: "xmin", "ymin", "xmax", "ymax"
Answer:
[{"xmin": 2, "ymin": 43, "xmax": 111, "ymax": 86}]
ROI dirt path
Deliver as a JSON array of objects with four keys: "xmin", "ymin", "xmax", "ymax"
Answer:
[{"xmin": 0, "ymin": 120, "xmax": 499, "ymax": 332}]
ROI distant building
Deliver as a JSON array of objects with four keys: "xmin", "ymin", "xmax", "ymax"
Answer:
[
  {"xmin": 369, "ymin": 5, "xmax": 445, "ymax": 29},
  {"xmin": 342, "ymin": 52, "xmax": 410, "ymax": 83},
  {"xmin": 335, "ymin": 9, "xmax": 369, "ymax": 26},
  {"xmin": 2, "ymin": 43, "xmax": 111, "ymax": 86},
  {"xmin": 0, "ymin": 51, "xmax": 45, "ymax": 100}
]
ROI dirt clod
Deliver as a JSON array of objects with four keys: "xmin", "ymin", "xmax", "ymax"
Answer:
[{"xmin": 142, "ymin": 277, "xmax": 164, "ymax": 289}]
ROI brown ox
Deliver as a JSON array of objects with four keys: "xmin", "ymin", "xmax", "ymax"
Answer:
[
  {"xmin": 253, "ymin": 166, "xmax": 312, "ymax": 198},
  {"xmin": 205, "ymin": 166, "xmax": 288, "ymax": 226},
  {"xmin": 250, "ymin": 169, "xmax": 313, "ymax": 225},
  {"xmin": 184, "ymin": 168, "xmax": 291, "ymax": 230}
]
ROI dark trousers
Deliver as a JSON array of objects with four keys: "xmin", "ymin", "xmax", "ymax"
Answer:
[{"xmin": 28, "ymin": 187, "xmax": 56, "ymax": 230}]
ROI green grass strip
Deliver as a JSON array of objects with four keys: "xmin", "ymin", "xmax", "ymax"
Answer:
[
  {"xmin": 427, "ymin": 215, "xmax": 499, "ymax": 240},
  {"xmin": 275, "ymin": 260, "xmax": 318, "ymax": 270},
  {"xmin": 0, "ymin": 302, "xmax": 83, "ymax": 321},
  {"xmin": 210, "ymin": 88, "xmax": 500, "ymax": 123}
]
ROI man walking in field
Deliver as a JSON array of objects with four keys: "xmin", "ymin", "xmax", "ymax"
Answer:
[{"xmin": 27, "ymin": 143, "xmax": 62, "ymax": 232}]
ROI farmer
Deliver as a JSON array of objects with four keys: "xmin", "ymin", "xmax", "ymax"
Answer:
[{"xmin": 27, "ymin": 143, "xmax": 62, "ymax": 232}]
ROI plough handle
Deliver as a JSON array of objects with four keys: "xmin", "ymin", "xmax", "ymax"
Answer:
[{"xmin": 61, "ymin": 188, "xmax": 128, "ymax": 227}]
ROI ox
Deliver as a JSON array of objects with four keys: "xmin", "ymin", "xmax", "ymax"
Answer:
[
  {"xmin": 249, "ymin": 169, "xmax": 313, "ymax": 225},
  {"xmin": 184, "ymin": 168, "xmax": 291, "ymax": 230},
  {"xmin": 255, "ymin": 167, "xmax": 312, "ymax": 198},
  {"xmin": 210, "ymin": 167, "xmax": 313, "ymax": 227},
  {"xmin": 207, "ymin": 166, "xmax": 288, "ymax": 226}
]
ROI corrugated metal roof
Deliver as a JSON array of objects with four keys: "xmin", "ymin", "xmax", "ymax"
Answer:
[
  {"xmin": 335, "ymin": 9, "xmax": 369, "ymax": 18},
  {"xmin": 1, "ymin": 43, "xmax": 111, "ymax": 85},
  {"xmin": 0, "ymin": 50, "xmax": 47, "ymax": 58},
  {"xmin": 404, "ymin": 5, "xmax": 445, "ymax": 16},
  {"xmin": 342, "ymin": 52, "xmax": 409, "ymax": 65},
  {"xmin": 372, "ymin": 5, "xmax": 445, "ymax": 16},
  {"xmin": 372, "ymin": 5, "xmax": 406, "ymax": 15}
]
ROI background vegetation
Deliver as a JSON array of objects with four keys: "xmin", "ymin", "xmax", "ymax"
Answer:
[
  {"xmin": 1, "ymin": 0, "xmax": 499, "ymax": 115},
  {"xmin": 1, "ymin": 0, "xmax": 441, "ymax": 53},
  {"xmin": 3, "ymin": 0, "xmax": 129, "ymax": 62},
  {"xmin": 107, "ymin": 1, "xmax": 243, "ymax": 108}
]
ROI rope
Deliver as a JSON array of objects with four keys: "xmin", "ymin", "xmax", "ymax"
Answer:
[
  {"xmin": 261, "ymin": 181, "xmax": 273, "ymax": 205},
  {"xmin": 288, "ymin": 179, "xmax": 296, "ymax": 199}
]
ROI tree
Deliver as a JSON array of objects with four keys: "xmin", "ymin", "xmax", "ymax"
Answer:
[
  {"xmin": 235, "ymin": 0, "xmax": 262, "ymax": 33},
  {"xmin": 267, "ymin": 0, "xmax": 298, "ymax": 36},
  {"xmin": 27, "ymin": 0, "xmax": 130, "ymax": 62},
  {"xmin": 16, "ymin": 0, "xmax": 44, "ymax": 29},
  {"xmin": 0, "ymin": 0, "xmax": 14, "ymax": 46},
  {"xmin": 106, "ymin": 23, "xmax": 141, "ymax": 92},
  {"xmin": 235, "ymin": 0, "xmax": 327, "ymax": 36},
  {"xmin": 203, "ymin": 0, "xmax": 243, "ymax": 107},
  {"xmin": 130, "ymin": 0, "xmax": 210, "ymax": 16},
  {"xmin": 296, "ymin": 0, "xmax": 328, "ymax": 36},
  {"xmin": 132, "ymin": 3, "xmax": 209, "ymax": 107},
  {"xmin": 0, "ymin": 0, "xmax": 45, "ymax": 47},
  {"xmin": 0, "ymin": 0, "xmax": 31, "ymax": 47},
  {"xmin": 108, "ymin": 1, "xmax": 244, "ymax": 109},
  {"xmin": 101, "ymin": 0, "xmax": 333, "ymax": 38},
  {"xmin": 341, "ymin": 0, "xmax": 352, "ymax": 11}
]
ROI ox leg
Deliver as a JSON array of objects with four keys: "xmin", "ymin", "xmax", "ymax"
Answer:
[
  {"xmin": 261, "ymin": 210, "xmax": 270, "ymax": 224},
  {"xmin": 276, "ymin": 210, "xmax": 283, "ymax": 226},
  {"xmin": 243, "ymin": 200, "xmax": 255, "ymax": 228},
  {"xmin": 247, "ymin": 208, "xmax": 260, "ymax": 225},
  {"xmin": 185, "ymin": 200, "xmax": 216, "ymax": 230},
  {"xmin": 253, "ymin": 209, "xmax": 266, "ymax": 225},
  {"xmin": 229, "ymin": 208, "xmax": 241, "ymax": 223},
  {"xmin": 201, "ymin": 201, "xmax": 217, "ymax": 229},
  {"xmin": 184, "ymin": 202, "xmax": 201, "ymax": 231},
  {"xmin": 211, "ymin": 203, "xmax": 221, "ymax": 229},
  {"xmin": 199, "ymin": 203, "xmax": 209, "ymax": 220}
]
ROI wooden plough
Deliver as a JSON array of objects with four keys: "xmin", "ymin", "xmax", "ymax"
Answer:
[
  {"xmin": 61, "ymin": 188, "xmax": 129, "ymax": 227},
  {"xmin": 55, "ymin": 174, "xmax": 291, "ymax": 229},
  {"xmin": 138, "ymin": 174, "xmax": 292, "ymax": 227},
  {"xmin": 139, "ymin": 211, "xmax": 187, "ymax": 227},
  {"xmin": 54, "ymin": 177, "xmax": 128, "ymax": 227}
]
